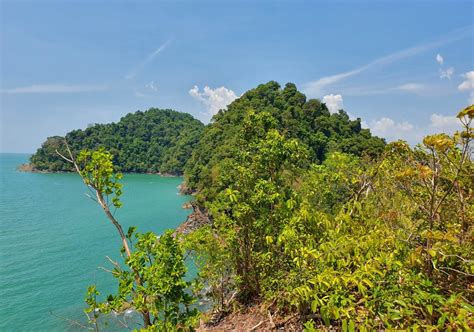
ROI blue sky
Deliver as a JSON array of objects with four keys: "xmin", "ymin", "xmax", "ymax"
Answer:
[{"xmin": 1, "ymin": 1, "xmax": 473, "ymax": 153}]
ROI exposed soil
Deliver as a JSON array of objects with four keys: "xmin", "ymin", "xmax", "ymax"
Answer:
[{"xmin": 197, "ymin": 305, "xmax": 302, "ymax": 331}]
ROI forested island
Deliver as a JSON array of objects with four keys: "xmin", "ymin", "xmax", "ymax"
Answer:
[
  {"xmin": 29, "ymin": 108, "xmax": 204, "ymax": 174},
  {"xmin": 27, "ymin": 82, "xmax": 473, "ymax": 330}
]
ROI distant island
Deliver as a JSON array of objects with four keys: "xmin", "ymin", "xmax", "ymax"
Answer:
[{"xmin": 27, "ymin": 108, "xmax": 204, "ymax": 175}]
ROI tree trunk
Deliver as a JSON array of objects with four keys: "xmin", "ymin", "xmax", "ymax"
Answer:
[{"xmin": 95, "ymin": 192, "xmax": 152, "ymax": 327}]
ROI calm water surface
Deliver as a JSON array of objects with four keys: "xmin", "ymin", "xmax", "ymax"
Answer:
[{"xmin": 0, "ymin": 153, "xmax": 191, "ymax": 331}]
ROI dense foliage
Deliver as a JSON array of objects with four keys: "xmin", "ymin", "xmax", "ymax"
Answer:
[
  {"xmin": 85, "ymin": 230, "xmax": 199, "ymax": 331},
  {"xmin": 50, "ymin": 81, "xmax": 472, "ymax": 330},
  {"xmin": 185, "ymin": 105, "xmax": 473, "ymax": 330},
  {"xmin": 184, "ymin": 81, "xmax": 385, "ymax": 201},
  {"xmin": 30, "ymin": 108, "xmax": 204, "ymax": 174}
]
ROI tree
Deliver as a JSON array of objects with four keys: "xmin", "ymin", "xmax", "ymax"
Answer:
[
  {"xmin": 383, "ymin": 106, "xmax": 473, "ymax": 289},
  {"xmin": 58, "ymin": 144, "xmax": 198, "ymax": 330},
  {"xmin": 202, "ymin": 110, "xmax": 309, "ymax": 302},
  {"xmin": 85, "ymin": 230, "xmax": 199, "ymax": 331}
]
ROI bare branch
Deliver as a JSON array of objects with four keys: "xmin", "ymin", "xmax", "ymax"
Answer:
[
  {"xmin": 49, "ymin": 310, "xmax": 93, "ymax": 330},
  {"xmin": 250, "ymin": 320, "xmax": 264, "ymax": 331},
  {"xmin": 55, "ymin": 150, "xmax": 74, "ymax": 163},
  {"xmin": 116, "ymin": 316, "xmax": 134, "ymax": 330},
  {"xmin": 98, "ymin": 266, "xmax": 114, "ymax": 274},
  {"xmin": 438, "ymin": 266, "xmax": 474, "ymax": 277},
  {"xmin": 106, "ymin": 256, "xmax": 121, "ymax": 270},
  {"xmin": 268, "ymin": 310, "xmax": 276, "ymax": 330},
  {"xmin": 85, "ymin": 193, "xmax": 98, "ymax": 203},
  {"xmin": 438, "ymin": 251, "xmax": 473, "ymax": 263}
]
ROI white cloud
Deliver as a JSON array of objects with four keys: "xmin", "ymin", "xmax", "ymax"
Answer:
[
  {"xmin": 458, "ymin": 71, "xmax": 474, "ymax": 91},
  {"xmin": 125, "ymin": 40, "xmax": 171, "ymax": 79},
  {"xmin": 303, "ymin": 26, "xmax": 471, "ymax": 96},
  {"xmin": 0, "ymin": 84, "xmax": 106, "ymax": 94},
  {"xmin": 368, "ymin": 113, "xmax": 461, "ymax": 144},
  {"xmin": 436, "ymin": 53, "xmax": 444, "ymax": 65},
  {"xmin": 322, "ymin": 94, "xmax": 344, "ymax": 113},
  {"xmin": 369, "ymin": 117, "xmax": 418, "ymax": 143},
  {"xmin": 145, "ymin": 81, "xmax": 158, "ymax": 92},
  {"xmin": 439, "ymin": 67, "xmax": 454, "ymax": 80},
  {"xmin": 430, "ymin": 114, "xmax": 460, "ymax": 132},
  {"xmin": 397, "ymin": 83, "xmax": 425, "ymax": 93},
  {"xmin": 436, "ymin": 54, "xmax": 454, "ymax": 80},
  {"xmin": 458, "ymin": 71, "xmax": 474, "ymax": 104},
  {"xmin": 370, "ymin": 117, "xmax": 414, "ymax": 140},
  {"xmin": 189, "ymin": 85, "xmax": 238, "ymax": 116}
]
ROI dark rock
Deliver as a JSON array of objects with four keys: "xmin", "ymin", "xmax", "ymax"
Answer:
[{"xmin": 175, "ymin": 202, "xmax": 211, "ymax": 235}]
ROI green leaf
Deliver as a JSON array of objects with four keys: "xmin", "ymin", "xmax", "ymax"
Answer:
[
  {"xmin": 342, "ymin": 319, "xmax": 348, "ymax": 332},
  {"xmin": 348, "ymin": 320, "xmax": 355, "ymax": 332}
]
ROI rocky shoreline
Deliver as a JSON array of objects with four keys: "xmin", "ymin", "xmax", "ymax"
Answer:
[
  {"xmin": 17, "ymin": 163, "xmax": 44, "ymax": 173},
  {"xmin": 175, "ymin": 201, "xmax": 211, "ymax": 235},
  {"xmin": 17, "ymin": 163, "xmax": 182, "ymax": 177}
]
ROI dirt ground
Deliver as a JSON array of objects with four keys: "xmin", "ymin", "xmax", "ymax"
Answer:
[{"xmin": 197, "ymin": 305, "xmax": 302, "ymax": 331}]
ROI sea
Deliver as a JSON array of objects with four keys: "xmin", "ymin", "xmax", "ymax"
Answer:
[{"xmin": 0, "ymin": 153, "xmax": 192, "ymax": 331}]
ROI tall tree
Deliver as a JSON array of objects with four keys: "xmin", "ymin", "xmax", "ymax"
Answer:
[{"xmin": 58, "ymin": 144, "xmax": 198, "ymax": 330}]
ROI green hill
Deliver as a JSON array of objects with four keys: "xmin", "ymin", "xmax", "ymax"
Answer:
[
  {"xmin": 184, "ymin": 81, "xmax": 385, "ymax": 199},
  {"xmin": 30, "ymin": 108, "xmax": 204, "ymax": 174}
]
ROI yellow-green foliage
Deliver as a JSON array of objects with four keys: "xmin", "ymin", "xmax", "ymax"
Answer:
[{"xmin": 185, "ymin": 106, "xmax": 473, "ymax": 330}]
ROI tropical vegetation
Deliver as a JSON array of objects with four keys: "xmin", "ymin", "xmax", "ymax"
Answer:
[
  {"xmin": 184, "ymin": 81, "xmax": 385, "ymax": 201},
  {"xmin": 30, "ymin": 108, "xmax": 204, "ymax": 174},
  {"xmin": 185, "ymin": 103, "xmax": 473, "ymax": 330},
  {"xmin": 47, "ymin": 82, "xmax": 472, "ymax": 330},
  {"xmin": 62, "ymin": 147, "xmax": 199, "ymax": 330}
]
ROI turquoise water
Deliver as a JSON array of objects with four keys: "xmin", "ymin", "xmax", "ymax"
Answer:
[{"xmin": 0, "ymin": 153, "xmax": 191, "ymax": 331}]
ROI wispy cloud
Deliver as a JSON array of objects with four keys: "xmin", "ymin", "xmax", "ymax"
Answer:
[
  {"xmin": 133, "ymin": 89, "xmax": 147, "ymax": 98},
  {"xmin": 303, "ymin": 26, "xmax": 472, "ymax": 96},
  {"xmin": 439, "ymin": 67, "xmax": 454, "ymax": 80},
  {"xmin": 396, "ymin": 83, "xmax": 425, "ymax": 93},
  {"xmin": 125, "ymin": 40, "xmax": 171, "ymax": 80},
  {"xmin": 133, "ymin": 81, "xmax": 159, "ymax": 98},
  {"xmin": 336, "ymin": 82, "xmax": 426, "ymax": 96},
  {"xmin": 0, "ymin": 84, "xmax": 106, "ymax": 94},
  {"xmin": 145, "ymin": 81, "xmax": 158, "ymax": 92},
  {"xmin": 436, "ymin": 53, "xmax": 454, "ymax": 80},
  {"xmin": 458, "ymin": 70, "xmax": 474, "ymax": 104}
]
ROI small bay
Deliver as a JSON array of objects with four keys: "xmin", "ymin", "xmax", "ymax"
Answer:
[{"xmin": 0, "ymin": 153, "xmax": 191, "ymax": 331}]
